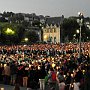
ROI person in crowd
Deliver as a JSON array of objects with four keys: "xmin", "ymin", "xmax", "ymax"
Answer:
[
  {"xmin": 48, "ymin": 67, "xmax": 57, "ymax": 90},
  {"xmin": 22, "ymin": 63, "xmax": 29, "ymax": 87},
  {"xmin": 0, "ymin": 42, "xmax": 89, "ymax": 90},
  {"xmin": 58, "ymin": 80, "xmax": 65, "ymax": 90},
  {"xmin": 73, "ymin": 82, "xmax": 80, "ymax": 90},
  {"xmin": 16, "ymin": 64, "xmax": 24, "ymax": 86},
  {"xmin": 10, "ymin": 61, "xmax": 18, "ymax": 85},
  {"xmin": 3, "ymin": 63, "xmax": 11, "ymax": 85},
  {"xmin": 39, "ymin": 63, "xmax": 47, "ymax": 90},
  {"xmin": 27, "ymin": 66, "xmax": 37, "ymax": 90},
  {"xmin": 65, "ymin": 72, "xmax": 72, "ymax": 90},
  {"xmin": 0, "ymin": 63, "xmax": 3, "ymax": 83},
  {"xmin": 13, "ymin": 83, "xmax": 20, "ymax": 90}
]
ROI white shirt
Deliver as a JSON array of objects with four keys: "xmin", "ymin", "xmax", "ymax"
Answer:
[
  {"xmin": 73, "ymin": 82, "xmax": 80, "ymax": 90},
  {"xmin": 59, "ymin": 82, "xmax": 65, "ymax": 90}
]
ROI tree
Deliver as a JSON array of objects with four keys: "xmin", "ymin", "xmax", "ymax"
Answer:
[
  {"xmin": 32, "ymin": 20, "xmax": 40, "ymax": 27},
  {"xmin": 1, "ymin": 23, "xmax": 18, "ymax": 44},
  {"xmin": 3, "ymin": 11, "xmax": 14, "ymax": 17},
  {"xmin": 25, "ymin": 30, "xmax": 39, "ymax": 43},
  {"xmin": 16, "ymin": 25, "xmax": 25, "ymax": 43},
  {"xmin": 0, "ymin": 22, "xmax": 25, "ymax": 44},
  {"xmin": 61, "ymin": 18, "xmax": 79, "ymax": 42}
]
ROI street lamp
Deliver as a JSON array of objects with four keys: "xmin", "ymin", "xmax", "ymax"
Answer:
[
  {"xmin": 76, "ymin": 29, "xmax": 79, "ymax": 34},
  {"xmin": 76, "ymin": 29, "xmax": 80, "ymax": 42},
  {"xmin": 77, "ymin": 12, "xmax": 84, "ymax": 58}
]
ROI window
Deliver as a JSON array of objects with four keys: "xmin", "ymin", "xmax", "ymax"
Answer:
[
  {"xmin": 44, "ymin": 29, "xmax": 47, "ymax": 33},
  {"xmin": 47, "ymin": 29, "xmax": 49, "ymax": 33},
  {"xmin": 50, "ymin": 29, "xmax": 53, "ymax": 33},
  {"xmin": 54, "ymin": 37, "xmax": 56, "ymax": 43},
  {"xmin": 54, "ymin": 29, "xmax": 56, "ymax": 33}
]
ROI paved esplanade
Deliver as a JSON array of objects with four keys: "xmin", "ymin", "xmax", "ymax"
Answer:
[
  {"xmin": 0, "ymin": 84, "xmax": 27, "ymax": 90},
  {"xmin": 0, "ymin": 84, "xmax": 58, "ymax": 90},
  {"xmin": 0, "ymin": 84, "xmax": 51, "ymax": 90}
]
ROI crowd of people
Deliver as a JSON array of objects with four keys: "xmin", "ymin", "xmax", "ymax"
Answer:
[{"xmin": 0, "ymin": 42, "xmax": 90, "ymax": 90}]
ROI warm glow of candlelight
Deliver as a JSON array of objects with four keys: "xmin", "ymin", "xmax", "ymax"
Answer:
[
  {"xmin": 71, "ymin": 74, "xmax": 74, "ymax": 77},
  {"xmin": 4, "ymin": 64, "xmax": 6, "ymax": 67},
  {"xmin": 63, "ymin": 75, "xmax": 66, "ymax": 78},
  {"xmin": 52, "ymin": 63, "xmax": 56, "ymax": 68}
]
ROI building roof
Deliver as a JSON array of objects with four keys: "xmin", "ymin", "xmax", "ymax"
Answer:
[{"xmin": 45, "ymin": 16, "xmax": 64, "ymax": 26}]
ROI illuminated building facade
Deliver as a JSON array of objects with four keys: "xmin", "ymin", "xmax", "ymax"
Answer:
[{"xmin": 43, "ymin": 16, "xmax": 64, "ymax": 43}]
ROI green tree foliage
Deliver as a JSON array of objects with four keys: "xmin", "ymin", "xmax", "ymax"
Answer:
[
  {"xmin": 0, "ymin": 23, "xmax": 17, "ymax": 44},
  {"xmin": 0, "ymin": 17, "xmax": 8, "ymax": 22},
  {"xmin": 22, "ymin": 21, "xmax": 29, "ymax": 28},
  {"xmin": 9, "ymin": 13, "xmax": 24, "ymax": 24},
  {"xmin": 61, "ymin": 18, "xmax": 79, "ymax": 42},
  {"xmin": 25, "ymin": 30, "xmax": 39, "ymax": 43},
  {"xmin": 3, "ymin": 11, "xmax": 14, "ymax": 17},
  {"xmin": 61, "ymin": 17, "xmax": 90, "ymax": 42},
  {"xmin": 32, "ymin": 20, "xmax": 40, "ymax": 27},
  {"xmin": 0, "ymin": 22, "xmax": 25, "ymax": 44},
  {"xmin": 16, "ymin": 25, "xmax": 25, "ymax": 43}
]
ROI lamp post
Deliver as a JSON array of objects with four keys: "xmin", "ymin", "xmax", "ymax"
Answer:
[{"xmin": 77, "ymin": 12, "xmax": 84, "ymax": 58}]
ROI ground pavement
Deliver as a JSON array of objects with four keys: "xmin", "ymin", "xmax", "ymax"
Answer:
[
  {"xmin": 0, "ymin": 83, "xmax": 59, "ymax": 90},
  {"xmin": 0, "ymin": 84, "xmax": 27, "ymax": 90}
]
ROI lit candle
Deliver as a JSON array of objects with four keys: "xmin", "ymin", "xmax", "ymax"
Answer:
[
  {"xmin": 52, "ymin": 63, "xmax": 55, "ymax": 68},
  {"xmin": 4, "ymin": 64, "xmax": 6, "ymax": 67},
  {"xmin": 38, "ymin": 66, "xmax": 40, "ymax": 70},
  {"xmin": 63, "ymin": 75, "xmax": 66, "ymax": 78},
  {"xmin": 56, "ymin": 66, "xmax": 59, "ymax": 70},
  {"xmin": 82, "ymin": 70, "xmax": 85, "ymax": 74},
  {"xmin": 71, "ymin": 74, "xmax": 74, "ymax": 77},
  {"xmin": 1, "ymin": 88, "xmax": 4, "ymax": 90},
  {"xmin": 70, "ymin": 84, "xmax": 74, "ymax": 88},
  {"xmin": 1, "ymin": 63, "xmax": 2, "ymax": 67},
  {"xmin": 29, "ymin": 64, "xmax": 31, "ymax": 68}
]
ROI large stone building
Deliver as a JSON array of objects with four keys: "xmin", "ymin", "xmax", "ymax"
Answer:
[{"xmin": 43, "ymin": 16, "xmax": 64, "ymax": 43}]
